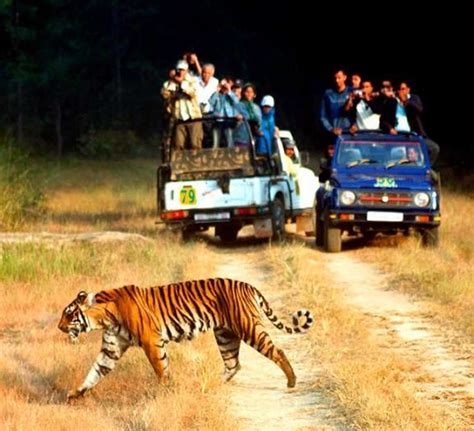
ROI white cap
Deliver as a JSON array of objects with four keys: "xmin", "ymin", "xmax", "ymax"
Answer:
[
  {"xmin": 176, "ymin": 60, "xmax": 189, "ymax": 70},
  {"xmin": 261, "ymin": 95, "xmax": 274, "ymax": 107}
]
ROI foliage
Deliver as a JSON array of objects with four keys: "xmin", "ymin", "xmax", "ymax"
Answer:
[
  {"xmin": 0, "ymin": 140, "xmax": 44, "ymax": 229},
  {"xmin": 78, "ymin": 129, "xmax": 141, "ymax": 158},
  {"xmin": 0, "ymin": 1, "xmax": 467, "ymax": 166}
]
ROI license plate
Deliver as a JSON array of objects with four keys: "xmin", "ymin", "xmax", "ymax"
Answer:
[
  {"xmin": 367, "ymin": 211, "xmax": 403, "ymax": 222},
  {"xmin": 194, "ymin": 212, "xmax": 230, "ymax": 221}
]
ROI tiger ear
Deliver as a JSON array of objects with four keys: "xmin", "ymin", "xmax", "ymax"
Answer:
[
  {"xmin": 76, "ymin": 291, "xmax": 95, "ymax": 307},
  {"xmin": 76, "ymin": 291, "xmax": 88, "ymax": 304}
]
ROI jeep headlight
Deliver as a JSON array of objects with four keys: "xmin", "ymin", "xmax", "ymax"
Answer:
[
  {"xmin": 414, "ymin": 192, "xmax": 430, "ymax": 207},
  {"xmin": 340, "ymin": 190, "xmax": 356, "ymax": 205}
]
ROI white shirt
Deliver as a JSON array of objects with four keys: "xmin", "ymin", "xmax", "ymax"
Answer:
[
  {"xmin": 356, "ymin": 100, "xmax": 380, "ymax": 130},
  {"xmin": 197, "ymin": 76, "xmax": 219, "ymax": 113},
  {"xmin": 395, "ymin": 98, "xmax": 411, "ymax": 132}
]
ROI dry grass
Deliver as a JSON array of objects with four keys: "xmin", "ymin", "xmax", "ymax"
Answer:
[
  {"xmin": 265, "ymin": 243, "xmax": 469, "ymax": 430},
  {"xmin": 0, "ymin": 158, "xmax": 236, "ymax": 431},
  {"xmin": 353, "ymin": 189, "xmax": 474, "ymax": 338},
  {"xmin": 0, "ymin": 237, "xmax": 236, "ymax": 431},
  {"xmin": 25, "ymin": 158, "xmax": 158, "ymax": 233},
  {"xmin": 0, "ymin": 235, "xmax": 237, "ymax": 430},
  {"xmin": 3, "ymin": 156, "xmax": 471, "ymax": 430}
]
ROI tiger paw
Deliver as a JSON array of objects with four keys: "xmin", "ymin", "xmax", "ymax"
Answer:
[
  {"xmin": 223, "ymin": 363, "xmax": 241, "ymax": 382},
  {"xmin": 67, "ymin": 388, "xmax": 85, "ymax": 402},
  {"xmin": 287, "ymin": 376, "xmax": 296, "ymax": 388}
]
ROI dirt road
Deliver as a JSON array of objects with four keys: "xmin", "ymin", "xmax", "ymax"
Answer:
[
  {"xmin": 326, "ymin": 253, "xmax": 474, "ymax": 422},
  {"xmin": 1, "ymin": 231, "xmax": 472, "ymax": 428},
  {"xmin": 206, "ymin": 235, "xmax": 473, "ymax": 429},
  {"xmin": 213, "ymin": 247, "xmax": 350, "ymax": 431}
]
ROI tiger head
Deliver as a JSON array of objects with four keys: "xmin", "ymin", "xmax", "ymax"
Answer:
[{"xmin": 58, "ymin": 291, "xmax": 95, "ymax": 343}]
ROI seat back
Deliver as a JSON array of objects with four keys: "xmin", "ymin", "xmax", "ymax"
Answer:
[
  {"xmin": 390, "ymin": 146, "xmax": 406, "ymax": 160},
  {"xmin": 340, "ymin": 148, "xmax": 362, "ymax": 164}
]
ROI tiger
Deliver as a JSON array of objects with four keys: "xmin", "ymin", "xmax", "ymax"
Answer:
[{"xmin": 58, "ymin": 278, "xmax": 313, "ymax": 401}]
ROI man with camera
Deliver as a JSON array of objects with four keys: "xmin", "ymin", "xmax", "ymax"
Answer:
[
  {"xmin": 345, "ymin": 80, "xmax": 382, "ymax": 133},
  {"xmin": 208, "ymin": 78, "xmax": 242, "ymax": 148},
  {"xmin": 397, "ymin": 81, "xmax": 439, "ymax": 164},
  {"xmin": 161, "ymin": 59, "xmax": 202, "ymax": 152}
]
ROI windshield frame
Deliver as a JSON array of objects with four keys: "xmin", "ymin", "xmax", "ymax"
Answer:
[{"xmin": 334, "ymin": 139, "xmax": 427, "ymax": 170}]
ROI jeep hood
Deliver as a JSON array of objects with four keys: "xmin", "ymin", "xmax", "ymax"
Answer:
[{"xmin": 333, "ymin": 171, "xmax": 433, "ymax": 189}]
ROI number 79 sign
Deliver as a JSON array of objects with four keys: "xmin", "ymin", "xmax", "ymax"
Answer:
[{"xmin": 179, "ymin": 186, "xmax": 197, "ymax": 204}]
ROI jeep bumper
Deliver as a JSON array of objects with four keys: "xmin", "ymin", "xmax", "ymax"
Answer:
[
  {"xmin": 325, "ymin": 209, "xmax": 440, "ymax": 230},
  {"xmin": 159, "ymin": 205, "xmax": 271, "ymax": 227}
]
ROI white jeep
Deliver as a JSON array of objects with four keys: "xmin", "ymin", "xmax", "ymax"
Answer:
[{"xmin": 157, "ymin": 117, "xmax": 319, "ymax": 241}]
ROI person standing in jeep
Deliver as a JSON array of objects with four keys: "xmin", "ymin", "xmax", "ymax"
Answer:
[
  {"xmin": 345, "ymin": 80, "xmax": 382, "ymax": 133},
  {"xmin": 397, "ymin": 81, "xmax": 440, "ymax": 164},
  {"xmin": 161, "ymin": 59, "xmax": 203, "ymax": 151},
  {"xmin": 319, "ymin": 69, "xmax": 352, "ymax": 142}
]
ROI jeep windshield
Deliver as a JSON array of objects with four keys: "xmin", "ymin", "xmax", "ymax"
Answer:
[{"xmin": 335, "ymin": 140, "xmax": 426, "ymax": 169}]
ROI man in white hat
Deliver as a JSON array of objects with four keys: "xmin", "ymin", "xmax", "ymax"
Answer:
[
  {"xmin": 257, "ymin": 95, "xmax": 278, "ymax": 157},
  {"xmin": 161, "ymin": 59, "xmax": 202, "ymax": 151}
]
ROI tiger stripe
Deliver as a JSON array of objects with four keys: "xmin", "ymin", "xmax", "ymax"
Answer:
[{"xmin": 58, "ymin": 278, "xmax": 313, "ymax": 401}]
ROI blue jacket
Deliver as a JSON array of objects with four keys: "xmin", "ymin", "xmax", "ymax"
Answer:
[
  {"xmin": 320, "ymin": 87, "xmax": 352, "ymax": 132},
  {"xmin": 209, "ymin": 91, "xmax": 240, "ymax": 117},
  {"xmin": 257, "ymin": 107, "xmax": 275, "ymax": 156}
]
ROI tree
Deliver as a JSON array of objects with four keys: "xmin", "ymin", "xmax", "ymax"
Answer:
[{"xmin": 1, "ymin": 1, "xmax": 38, "ymax": 144}]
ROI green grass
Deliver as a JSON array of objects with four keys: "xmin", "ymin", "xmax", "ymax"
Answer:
[{"xmin": 0, "ymin": 235, "xmax": 202, "ymax": 285}]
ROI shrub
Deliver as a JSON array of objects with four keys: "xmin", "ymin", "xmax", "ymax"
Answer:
[
  {"xmin": 0, "ymin": 141, "xmax": 44, "ymax": 229},
  {"xmin": 78, "ymin": 129, "xmax": 141, "ymax": 158}
]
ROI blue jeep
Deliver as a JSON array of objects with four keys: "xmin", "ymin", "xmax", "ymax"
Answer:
[{"xmin": 316, "ymin": 131, "xmax": 441, "ymax": 252}]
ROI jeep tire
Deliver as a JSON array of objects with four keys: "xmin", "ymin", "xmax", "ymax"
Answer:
[
  {"xmin": 315, "ymin": 210, "xmax": 324, "ymax": 246},
  {"xmin": 305, "ymin": 205, "xmax": 316, "ymax": 237},
  {"xmin": 422, "ymin": 227, "xmax": 439, "ymax": 247},
  {"xmin": 323, "ymin": 209, "xmax": 342, "ymax": 252},
  {"xmin": 271, "ymin": 197, "xmax": 285, "ymax": 242}
]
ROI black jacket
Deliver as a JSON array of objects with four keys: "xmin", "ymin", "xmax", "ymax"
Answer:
[{"xmin": 404, "ymin": 94, "xmax": 427, "ymax": 136}]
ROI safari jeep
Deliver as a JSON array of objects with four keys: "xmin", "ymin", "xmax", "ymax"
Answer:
[
  {"xmin": 316, "ymin": 131, "xmax": 441, "ymax": 252},
  {"xmin": 157, "ymin": 117, "xmax": 319, "ymax": 242}
]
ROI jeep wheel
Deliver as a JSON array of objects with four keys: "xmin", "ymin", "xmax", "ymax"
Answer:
[
  {"xmin": 305, "ymin": 205, "xmax": 316, "ymax": 237},
  {"xmin": 271, "ymin": 197, "xmax": 285, "ymax": 242},
  {"xmin": 324, "ymin": 210, "xmax": 341, "ymax": 252},
  {"xmin": 315, "ymin": 210, "xmax": 324, "ymax": 246},
  {"xmin": 422, "ymin": 227, "xmax": 439, "ymax": 247},
  {"xmin": 216, "ymin": 224, "xmax": 240, "ymax": 243},
  {"xmin": 181, "ymin": 226, "xmax": 194, "ymax": 242}
]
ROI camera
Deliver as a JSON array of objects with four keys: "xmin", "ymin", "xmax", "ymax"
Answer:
[{"xmin": 353, "ymin": 89, "xmax": 364, "ymax": 97}]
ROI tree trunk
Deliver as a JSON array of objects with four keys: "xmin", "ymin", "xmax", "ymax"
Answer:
[
  {"xmin": 16, "ymin": 81, "xmax": 24, "ymax": 144},
  {"xmin": 55, "ymin": 98, "xmax": 63, "ymax": 157}
]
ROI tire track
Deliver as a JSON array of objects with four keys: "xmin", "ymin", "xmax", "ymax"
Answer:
[
  {"xmin": 326, "ymin": 253, "xmax": 474, "ymax": 424},
  {"xmin": 213, "ymin": 248, "xmax": 350, "ymax": 431}
]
